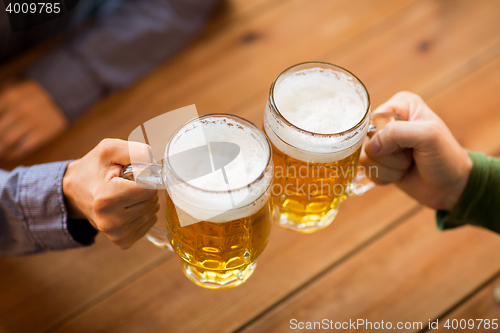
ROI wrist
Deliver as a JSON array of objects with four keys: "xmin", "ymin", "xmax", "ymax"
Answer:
[
  {"xmin": 63, "ymin": 160, "xmax": 85, "ymax": 219},
  {"xmin": 443, "ymin": 148, "xmax": 472, "ymax": 211}
]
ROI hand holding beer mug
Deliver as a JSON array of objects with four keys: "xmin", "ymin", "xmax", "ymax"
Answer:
[
  {"xmin": 122, "ymin": 115, "xmax": 274, "ymax": 289},
  {"xmin": 264, "ymin": 62, "xmax": 402, "ymax": 233}
]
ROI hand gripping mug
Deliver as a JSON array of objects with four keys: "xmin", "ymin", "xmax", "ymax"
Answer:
[
  {"xmin": 121, "ymin": 114, "xmax": 274, "ymax": 289},
  {"xmin": 263, "ymin": 61, "xmax": 402, "ymax": 233}
]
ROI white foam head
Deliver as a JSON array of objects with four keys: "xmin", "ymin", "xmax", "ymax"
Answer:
[
  {"xmin": 164, "ymin": 115, "xmax": 272, "ymax": 224},
  {"xmin": 265, "ymin": 65, "xmax": 370, "ymax": 163}
]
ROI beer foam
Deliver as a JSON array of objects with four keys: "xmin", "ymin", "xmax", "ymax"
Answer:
[
  {"xmin": 274, "ymin": 68, "xmax": 366, "ymax": 134},
  {"xmin": 265, "ymin": 67, "xmax": 369, "ymax": 162},
  {"xmin": 165, "ymin": 116, "xmax": 272, "ymax": 224}
]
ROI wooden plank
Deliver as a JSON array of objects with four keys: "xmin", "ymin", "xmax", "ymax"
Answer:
[
  {"xmin": 51, "ymin": 186, "xmax": 419, "ymax": 333},
  {"xmin": 237, "ymin": 55, "xmax": 500, "ymax": 332},
  {"xmin": 0, "ymin": 0, "xmax": 417, "ymax": 331},
  {"xmin": 3, "ymin": 1, "xmax": 500, "ymax": 333},
  {"xmin": 0, "ymin": 191, "xmax": 171, "ymax": 333},
  {"xmin": 0, "ymin": 238, "xmax": 168, "ymax": 333},
  {"xmin": 32, "ymin": 1, "xmax": 500, "ymax": 332},
  {"xmin": 0, "ymin": 1, "xmax": 418, "ymax": 331},
  {"xmin": 323, "ymin": 0, "xmax": 500, "ymax": 108},
  {"xmin": 237, "ymin": 45, "xmax": 500, "ymax": 157},
  {"xmin": 201, "ymin": 0, "xmax": 283, "ymax": 37},
  {"xmin": 236, "ymin": 0, "xmax": 500, "ymax": 126},
  {"xmin": 51, "ymin": 36, "xmax": 500, "ymax": 333},
  {"xmin": 14, "ymin": 0, "xmax": 417, "ymax": 167},
  {"xmin": 240, "ymin": 209, "xmax": 500, "ymax": 333},
  {"xmin": 428, "ymin": 276, "xmax": 500, "ymax": 332},
  {"xmin": 427, "ymin": 55, "xmax": 500, "ymax": 155},
  {"xmin": 0, "ymin": 1, "xmax": 285, "ymax": 332}
]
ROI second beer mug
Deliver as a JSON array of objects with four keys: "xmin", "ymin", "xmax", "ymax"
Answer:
[
  {"xmin": 264, "ymin": 61, "xmax": 400, "ymax": 233},
  {"xmin": 122, "ymin": 114, "xmax": 274, "ymax": 289}
]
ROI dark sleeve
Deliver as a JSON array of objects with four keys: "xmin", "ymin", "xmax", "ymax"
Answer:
[
  {"xmin": 67, "ymin": 219, "xmax": 98, "ymax": 246},
  {"xmin": 26, "ymin": 0, "xmax": 220, "ymax": 123},
  {"xmin": 436, "ymin": 151, "xmax": 500, "ymax": 233}
]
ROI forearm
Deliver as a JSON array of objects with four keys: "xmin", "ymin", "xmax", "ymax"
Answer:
[
  {"xmin": 0, "ymin": 161, "xmax": 96, "ymax": 256},
  {"xmin": 437, "ymin": 151, "xmax": 500, "ymax": 233},
  {"xmin": 26, "ymin": 0, "xmax": 220, "ymax": 122}
]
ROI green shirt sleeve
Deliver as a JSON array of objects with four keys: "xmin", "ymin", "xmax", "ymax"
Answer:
[{"xmin": 436, "ymin": 151, "xmax": 500, "ymax": 233}]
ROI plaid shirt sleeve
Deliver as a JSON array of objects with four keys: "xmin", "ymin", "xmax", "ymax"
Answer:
[{"xmin": 0, "ymin": 161, "xmax": 89, "ymax": 256}]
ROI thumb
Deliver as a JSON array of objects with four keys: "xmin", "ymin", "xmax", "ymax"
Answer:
[{"xmin": 365, "ymin": 121, "xmax": 438, "ymax": 157}]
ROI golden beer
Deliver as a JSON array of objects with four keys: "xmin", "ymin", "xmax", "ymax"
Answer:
[
  {"xmin": 165, "ymin": 194, "xmax": 271, "ymax": 288},
  {"xmin": 264, "ymin": 62, "xmax": 370, "ymax": 233},
  {"xmin": 267, "ymin": 138, "xmax": 361, "ymax": 232},
  {"xmin": 164, "ymin": 114, "xmax": 273, "ymax": 289}
]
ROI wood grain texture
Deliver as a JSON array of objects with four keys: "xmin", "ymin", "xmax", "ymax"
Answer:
[
  {"xmin": 0, "ymin": 237, "xmax": 168, "ymax": 333},
  {"xmin": 323, "ymin": 0, "xmax": 500, "ymax": 107},
  {"xmin": 50, "ymin": 187, "xmax": 419, "ymax": 333},
  {"xmin": 428, "ymin": 276, "xmax": 500, "ymax": 332},
  {"xmin": 0, "ymin": 189, "xmax": 172, "ymax": 333},
  {"xmin": 1, "ymin": 0, "xmax": 499, "ymax": 332},
  {"xmin": 235, "ymin": 0, "xmax": 500, "ymax": 126},
  {"xmin": 11, "ymin": 0, "xmax": 416, "ymax": 167},
  {"xmin": 201, "ymin": 0, "xmax": 283, "ymax": 37},
  {"xmin": 0, "ymin": 1, "xmax": 287, "ymax": 332},
  {"xmin": 428, "ymin": 55, "xmax": 500, "ymax": 155},
  {"xmin": 240, "ymin": 209, "xmax": 500, "ymax": 333},
  {"xmin": 235, "ymin": 51, "xmax": 500, "ymax": 332}
]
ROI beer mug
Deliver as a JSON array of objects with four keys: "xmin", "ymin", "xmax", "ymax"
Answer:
[
  {"xmin": 264, "ymin": 61, "xmax": 401, "ymax": 233},
  {"xmin": 121, "ymin": 114, "xmax": 274, "ymax": 289}
]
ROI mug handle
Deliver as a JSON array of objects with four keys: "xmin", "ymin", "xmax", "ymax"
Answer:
[
  {"xmin": 350, "ymin": 112, "xmax": 404, "ymax": 195},
  {"xmin": 120, "ymin": 163, "xmax": 173, "ymax": 251}
]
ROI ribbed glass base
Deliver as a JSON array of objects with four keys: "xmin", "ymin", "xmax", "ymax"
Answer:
[
  {"xmin": 275, "ymin": 206, "xmax": 339, "ymax": 233},
  {"xmin": 181, "ymin": 261, "xmax": 257, "ymax": 289}
]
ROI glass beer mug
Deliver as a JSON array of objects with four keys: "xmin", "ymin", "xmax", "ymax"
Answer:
[
  {"xmin": 264, "ymin": 61, "xmax": 402, "ymax": 233},
  {"xmin": 121, "ymin": 114, "xmax": 274, "ymax": 289}
]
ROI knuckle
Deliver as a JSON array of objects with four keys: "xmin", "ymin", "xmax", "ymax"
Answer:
[
  {"xmin": 104, "ymin": 233, "xmax": 121, "ymax": 243},
  {"xmin": 95, "ymin": 218, "xmax": 117, "ymax": 232},
  {"xmin": 381, "ymin": 121, "xmax": 398, "ymax": 141},
  {"xmin": 129, "ymin": 142, "xmax": 152, "ymax": 163},
  {"xmin": 118, "ymin": 242, "xmax": 132, "ymax": 250},
  {"xmin": 93, "ymin": 202, "xmax": 122, "ymax": 232},
  {"xmin": 96, "ymin": 223, "xmax": 112, "ymax": 233},
  {"xmin": 114, "ymin": 242, "xmax": 129, "ymax": 250},
  {"xmin": 149, "ymin": 213, "xmax": 158, "ymax": 223},
  {"xmin": 97, "ymin": 139, "xmax": 117, "ymax": 156},
  {"xmin": 141, "ymin": 212, "xmax": 154, "ymax": 224},
  {"xmin": 388, "ymin": 170, "xmax": 405, "ymax": 183},
  {"xmin": 423, "ymin": 121, "xmax": 442, "ymax": 142},
  {"xmin": 142, "ymin": 189, "xmax": 158, "ymax": 200},
  {"xmin": 371, "ymin": 167, "xmax": 404, "ymax": 185},
  {"xmin": 147, "ymin": 204, "xmax": 160, "ymax": 218},
  {"xmin": 93, "ymin": 195, "xmax": 112, "ymax": 212},
  {"xmin": 373, "ymin": 179, "xmax": 391, "ymax": 185},
  {"xmin": 369, "ymin": 172, "xmax": 391, "ymax": 185}
]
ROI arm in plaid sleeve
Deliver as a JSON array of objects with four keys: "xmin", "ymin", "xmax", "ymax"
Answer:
[{"xmin": 0, "ymin": 161, "xmax": 96, "ymax": 256}]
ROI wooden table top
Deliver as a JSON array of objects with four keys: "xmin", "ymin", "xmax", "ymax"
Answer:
[{"xmin": 1, "ymin": 0, "xmax": 500, "ymax": 332}]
